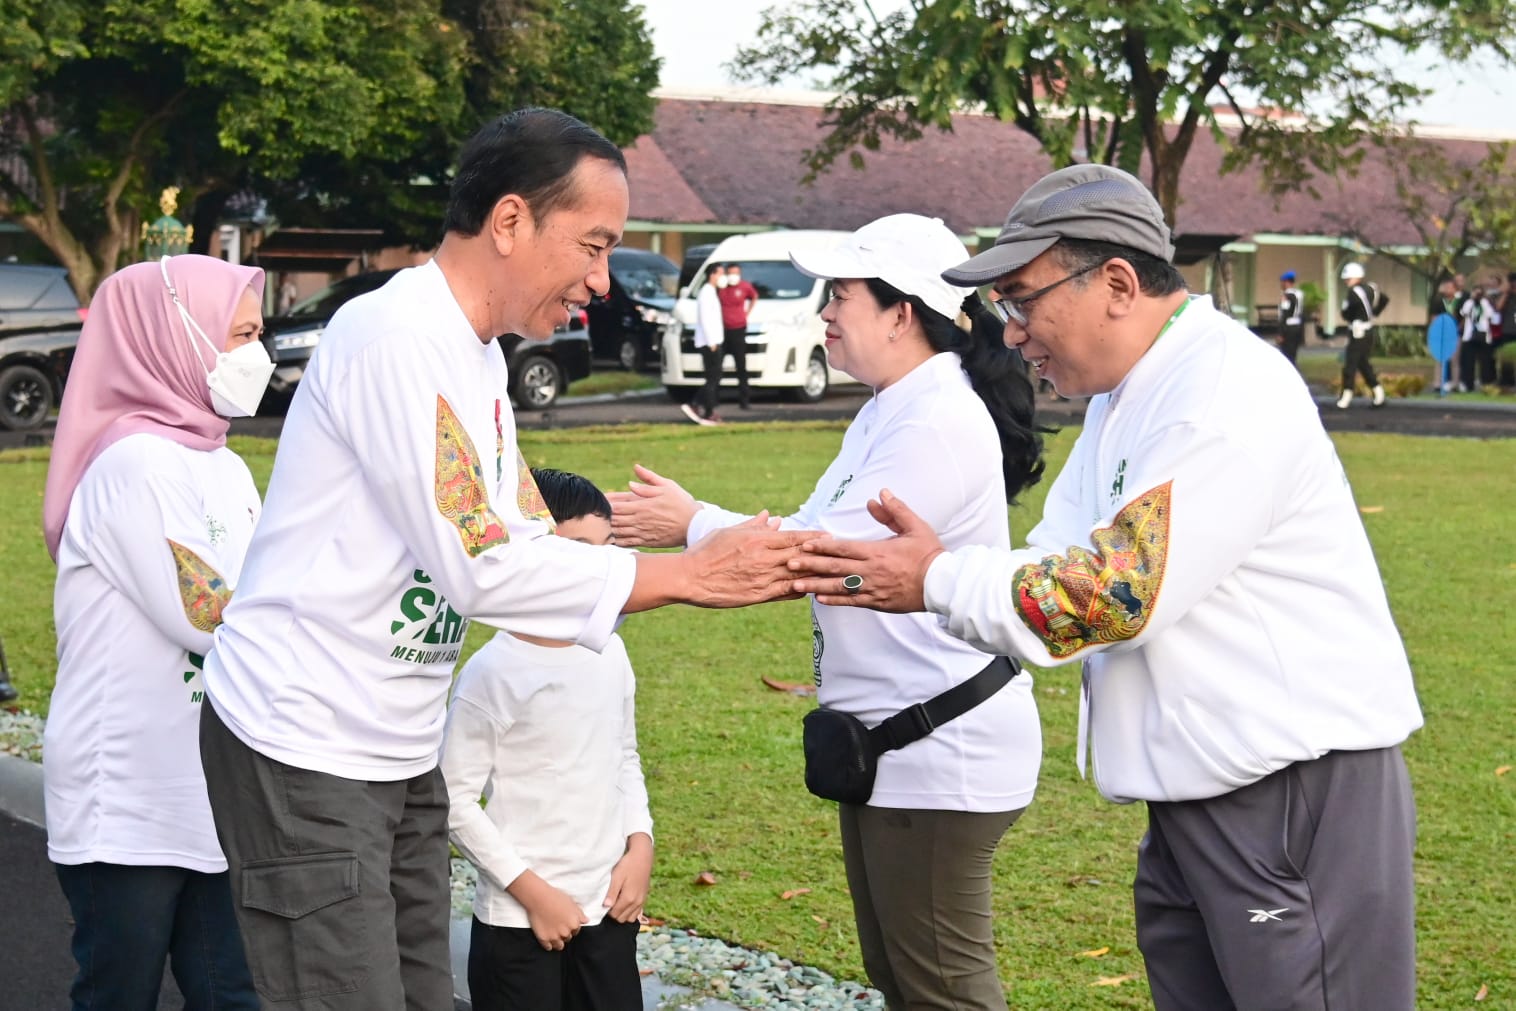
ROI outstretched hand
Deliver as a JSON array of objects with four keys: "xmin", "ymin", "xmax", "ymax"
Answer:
[
  {"xmin": 788, "ymin": 490, "xmax": 945, "ymax": 612},
  {"xmin": 680, "ymin": 511, "xmax": 808, "ymax": 607},
  {"xmin": 607, "ymin": 464, "xmax": 698, "ymax": 548}
]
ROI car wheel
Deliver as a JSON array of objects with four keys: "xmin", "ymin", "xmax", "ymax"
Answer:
[
  {"xmin": 617, "ymin": 337, "xmax": 642, "ymax": 372},
  {"xmin": 0, "ymin": 364, "xmax": 55, "ymax": 431},
  {"xmin": 790, "ymin": 349, "xmax": 829, "ymax": 403},
  {"xmin": 511, "ymin": 354, "xmax": 565, "ymax": 410}
]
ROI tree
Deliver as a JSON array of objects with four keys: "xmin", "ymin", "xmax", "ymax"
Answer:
[
  {"xmin": 0, "ymin": 0, "xmax": 661, "ymax": 297},
  {"xmin": 732, "ymin": 0, "xmax": 1516, "ymax": 227},
  {"xmin": 0, "ymin": 0, "xmax": 469, "ymax": 299},
  {"xmin": 264, "ymin": 0, "xmax": 662, "ymax": 249},
  {"xmin": 1325, "ymin": 136, "xmax": 1516, "ymax": 287}
]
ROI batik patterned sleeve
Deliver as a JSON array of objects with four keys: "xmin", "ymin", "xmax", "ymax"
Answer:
[
  {"xmin": 923, "ymin": 422, "xmax": 1276, "ymax": 666},
  {"xmin": 332, "ymin": 336, "xmax": 634, "ymax": 651},
  {"xmin": 81, "ymin": 458, "xmax": 229, "ymax": 655}
]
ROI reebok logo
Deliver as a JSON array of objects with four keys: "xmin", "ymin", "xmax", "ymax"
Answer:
[{"xmin": 1248, "ymin": 908, "xmax": 1289, "ymax": 923}]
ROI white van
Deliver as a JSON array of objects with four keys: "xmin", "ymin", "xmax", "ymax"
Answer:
[{"xmin": 660, "ymin": 231, "xmax": 858, "ymax": 403}]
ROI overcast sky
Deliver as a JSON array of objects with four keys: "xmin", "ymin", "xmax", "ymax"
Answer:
[{"xmin": 644, "ymin": 0, "xmax": 1513, "ymax": 133}]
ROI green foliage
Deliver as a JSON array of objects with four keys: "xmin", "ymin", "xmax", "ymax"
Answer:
[
  {"xmin": 1376, "ymin": 324, "xmax": 1433, "ymax": 359},
  {"xmin": 1298, "ymin": 280, "xmax": 1326, "ymax": 319},
  {"xmin": 2, "ymin": 423, "xmax": 1514, "ymax": 1006},
  {"xmin": 0, "ymin": 0, "xmax": 661, "ymax": 291},
  {"xmin": 732, "ymin": 0, "xmax": 1516, "ymax": 224}
]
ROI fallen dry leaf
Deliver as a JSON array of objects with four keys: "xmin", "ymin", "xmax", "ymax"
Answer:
[
  {"xmin": 694, "ymin": 872, "xmax": 717, "ymax": 887},
  {"xmin": 1077, "ymin": 947, "xmax": 1110, "ymax": 958},
  {"xmin": 639, "ymin": 968, "xmax": 655, "ymax": 976},
  {"xmin": 761, "ymin": 674, "xmax": 816, "ymax": 696},
  {"xmin": 1359, "ymin": 505, "xmax": 1385, "ymax": 514},
  {"xmin": 1475, "ymin": 983, "xmax": 1488, "ymax": 1001},
  {"xmin": 639, "ymin": 915, "xmax": 666, "ymax": 927},
  {"xmin": 810, "ymin": 914, "xmax": 830, "ymax": 928},
  {"xmin": 1496, "ymin": 766, "xmax": 1511, "ymax": 777},
  {"xmin": 738, "ymin": 870, "xmax": 753, "ymax": 880},
  {"xmin": 1091, "ymin": 973, "xmax": 1140, "ymax": 987},
  {"xmin": 781, "ymin": 888, "xmax": 812, "ymax": 900}
]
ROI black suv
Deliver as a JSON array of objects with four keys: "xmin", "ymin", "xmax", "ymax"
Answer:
[
  {"xmin": 0, "ymin": 263, "xmax": 85, "ymax": 431},
  {"xmin": 261, "ymin": 269, "xmax": 591, "ymax": 412},
  {"xmin": 585, "ymin": 248, "xmax": 678, "ymax": 370}
]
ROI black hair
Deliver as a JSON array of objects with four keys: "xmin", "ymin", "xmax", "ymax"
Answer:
[
  {"xmin": 443, "ymin": 108, "xmax": 627, "ymax": 237},
  {"xmin": 862, "ymin": 278, "xmax": 1048, "ymax": 502},
  {"xmin": 1051, "ymin": 238, "xmax": 1187, "ymax": 297},
  {"xmin": 529, "ymin": 467, "xmax": 611, "ymax": 525}
]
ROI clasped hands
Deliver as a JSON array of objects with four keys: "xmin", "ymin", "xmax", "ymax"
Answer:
[{"xmin": 609, "ymin": 464, "xmax": 946, "ymax": 613}]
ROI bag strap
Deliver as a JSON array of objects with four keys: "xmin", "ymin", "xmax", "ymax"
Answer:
[{"xmin": 868, "ymin": 655, "xmax": 1019, "ymax": 756}]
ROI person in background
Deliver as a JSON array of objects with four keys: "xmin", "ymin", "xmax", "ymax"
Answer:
[
  {"xmin": 791, "ymin": 164, "xmax": 1423, "ymax": 1011},
  {"xmin": 196, "ymin": 108, "xmax": 811, "ymax": 1011},
  {"xmin": 1457, "ymin": 283, "xmax": 1496, "ymax": 391},
  {"xmin": 719, "ymin": 262, "xmax": 759, "ymax": 408},
  {"xmin": 442, "ymin": 468, "xmax": 651, "ymax": 1011},
  {"xmin": 1337, "ymin": 261, "xmax": 1386, "ymax": 408},
  {"xmin": 41, "ymin": 254, "xmax": 273, "ymax": 1010},
  {"xmin": 683, "ymin": 264, "xmax": 726, "ymax": 425},
  {"xmin": 1276, "ymin": 270, "xmax": 1305, "ymax": 365},
  {"xmin": 613, "ymin": 214, "xmax": 1047, "ymax": 1011}
]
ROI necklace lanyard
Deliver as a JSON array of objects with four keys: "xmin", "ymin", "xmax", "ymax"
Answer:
[{"xmin": 1155, "ymin": 296, "xmax": 1190, "ymax": 342}]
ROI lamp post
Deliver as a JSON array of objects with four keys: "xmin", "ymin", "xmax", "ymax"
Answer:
[{"xmin": 142, "ymin": 187, "xmax": 193, "ymax": 260}]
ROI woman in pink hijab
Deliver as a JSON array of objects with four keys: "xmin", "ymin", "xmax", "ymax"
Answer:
[{"xmin": 41, "ymin": 254, "xmax": 271, "ymax": 1010}]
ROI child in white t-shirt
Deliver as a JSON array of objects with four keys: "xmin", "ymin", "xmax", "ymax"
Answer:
[{"xmin": 441, "ymin": 468, "xmax": 652, "ymax": 1011}]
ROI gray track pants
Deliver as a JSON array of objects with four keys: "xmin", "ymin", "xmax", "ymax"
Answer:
[{"xmin": 1135, "ymin": 745, "xmax": 1416, "ymax": 1011}]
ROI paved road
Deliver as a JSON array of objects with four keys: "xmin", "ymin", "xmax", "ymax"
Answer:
[{"xmin": 4, "ymin": 383, "xmax": 1512, "ymax": 452}]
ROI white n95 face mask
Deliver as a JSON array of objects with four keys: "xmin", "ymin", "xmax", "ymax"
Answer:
[{"xmin": 160, "ymin": 256, "xmax": 274, "ymax": 417}]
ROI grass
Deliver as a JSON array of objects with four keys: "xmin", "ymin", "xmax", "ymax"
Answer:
[
  {"xmin": 3, "ymin": 423, "xmax": 1514, "ymax": 1008},
  {"xmin": 565, "ymin": 371, "xmax": 661, "ymax": 398},
  {"xmin": 1294, "ymin": 348, "xmax": 1514, "ymax": 401}
]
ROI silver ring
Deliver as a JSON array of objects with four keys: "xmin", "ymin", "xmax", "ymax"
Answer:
[{"xmin": 842, "ymin": 574, "xmax": 864, "ymax": 595}]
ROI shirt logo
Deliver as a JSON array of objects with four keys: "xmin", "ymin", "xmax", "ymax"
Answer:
[
  {"xmin": 1110, "ymin": 459, "xmax": 1127, "ymax": 502},
  {"xmin": 388, "ymin": 568, "xmax": 468, "ymax": 665},
  {"xmin": 1248, "ymin": 908, "xmax": 1289, "ymax": 923},
  {"xmin": 205, "ymin": 514, "xmax": 226, "ymax": 547},
  {"xmin": 827, "ymin": 475, "xmax": 853, "ymax": 508}
]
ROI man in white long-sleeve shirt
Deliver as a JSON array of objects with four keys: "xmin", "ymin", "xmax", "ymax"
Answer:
[
  {"xmin": 792, "ymin": 164, "xmax": 1423, "ymax": 1011},
  {"xmin": 198, "ymin": 109, "xmax": 812, "ymax": 1011}
]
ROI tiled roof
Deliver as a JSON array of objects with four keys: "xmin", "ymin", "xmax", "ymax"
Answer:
[{"xmin": 635, "ymin": 96, "xmax": 1500, "ymax": 248}]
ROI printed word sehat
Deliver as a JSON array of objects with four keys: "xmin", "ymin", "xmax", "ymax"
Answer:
[
  {"xmin": 942, "ymin": 164, "xmax": 1174, "ymax": 286},
  {"xmin": 790, "ymin": 214, "xmax": 973, "ymax": 321},
  {"xmin": 1340, "ymin": 261, "xmax": 1365, "ymax": 280}
]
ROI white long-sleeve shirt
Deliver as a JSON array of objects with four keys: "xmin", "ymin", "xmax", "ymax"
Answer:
[
  {"xmin": 440, "ymin": 632, "xmax": 651, "ymax": 928},
  {"xmin": 688, "ymin": 353, "xmax": 1040, "ymax": 812},
  {"xmin": 47, "ymin": 434, "xmax": 259, "ymax": 871},
  {"xmin": 694, "ymin": 282, "xmax": 724, "ymax": 349},
  {"xmin": 922, "ymin": 297, "xmax": 1423, "ymax": 804},
  {"xmin": 204, "ymin": 260, "xmax": 637, "ymax": 781}
]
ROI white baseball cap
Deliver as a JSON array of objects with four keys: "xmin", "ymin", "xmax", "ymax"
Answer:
[
  {"xmin": 789, "ymin": 214, "xmax": 973, "ymax": 321},
  {"xmin": 1340, "ymin": 261, "xmax": 1365, "ymax": 280}
]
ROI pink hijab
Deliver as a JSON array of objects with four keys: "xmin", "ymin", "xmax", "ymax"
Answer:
[{"xmin": 42, "ymin": 254, "xmax": 265, "ymax": 560}]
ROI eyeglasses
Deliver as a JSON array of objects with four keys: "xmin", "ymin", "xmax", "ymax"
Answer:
[{"xmin": 990, "ymin": 261, "xmax": 1103, "ymax": 326}]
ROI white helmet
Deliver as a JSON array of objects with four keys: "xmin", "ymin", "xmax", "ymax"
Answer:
[{"xmin": 1340, "ymin": 261, "xmax": 1365, "ymax": 281}]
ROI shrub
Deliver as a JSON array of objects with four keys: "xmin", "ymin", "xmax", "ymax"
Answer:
[
  {"xmin": 1375, "ymin": 325, "xmax": 1431, "ymax": 359},
  {"xmin": 1329, "ymin": 372, "xmax": 1426, "ymax": 397}
]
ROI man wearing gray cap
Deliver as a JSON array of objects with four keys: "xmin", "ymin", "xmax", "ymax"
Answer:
[{"xmin": 791, "ymin": 164, "xmax": 1423, "ymax": 1010}]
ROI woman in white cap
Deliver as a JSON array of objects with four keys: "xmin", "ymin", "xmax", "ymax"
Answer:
[{"xmin": 610, "ymin": 214, "xmax": 1046, "ymax": 1010}]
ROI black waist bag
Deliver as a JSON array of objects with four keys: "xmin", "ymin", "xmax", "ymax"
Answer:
[{"xmin": 802, "ymin": 656, "xmax": 1018, "ymax": 805}]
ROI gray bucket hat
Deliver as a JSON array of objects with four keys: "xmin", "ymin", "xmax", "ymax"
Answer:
[{"xmin": 942, "ymin": 164, "xmax": 1175, "ymax": 286}]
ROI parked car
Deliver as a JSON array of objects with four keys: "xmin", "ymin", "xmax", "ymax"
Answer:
[
  {"xmin": 677, "ymin": 243, "xmax": 719, "ymax": 293},
  {"xmin": 0, "ymin": 263, "xmax": 86, "ymax": 431},
  {"xmin": 585, "ymin": 247, "xmax": 678, "ymax": 370},
  {"xmin": 260, "ymin": 269, "xmax": 591, "ymax": 412},
  {"xmin": 661, "ymin": 231, "xmax": 858, "ymax": 404}
]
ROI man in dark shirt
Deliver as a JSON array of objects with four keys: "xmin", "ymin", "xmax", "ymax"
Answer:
[{"xmin": 1277, "ymin": 271, "xmax": 1305, "ymax": 365}]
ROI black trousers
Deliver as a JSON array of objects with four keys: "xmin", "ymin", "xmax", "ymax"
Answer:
[
  {"xmin": 1457, "ymin": 340, "xmax": 1495, "ymax": 388},
  {"xmin": 1340, "ymin": 333, "xmax": 1379, "ymax": 392},
  {"xmin": 722, "ymin": 326, "xmax": 750, "ymax": 405},
  {"xmin": 468, "ymin": 915, "xmax": 641, "ymax": 1011},
  {"xmin": 697, "ymin": 345, "xmax": 723, "ymax": 416},
  {"xmin": 1278, "ymin": 326, "xmax": 1304, "ymax": 364}
]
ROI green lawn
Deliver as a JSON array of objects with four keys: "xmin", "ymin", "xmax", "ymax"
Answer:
[{"xmin": 2, "ymin": 423, "xmax": 1513, "ymax": 1008}]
